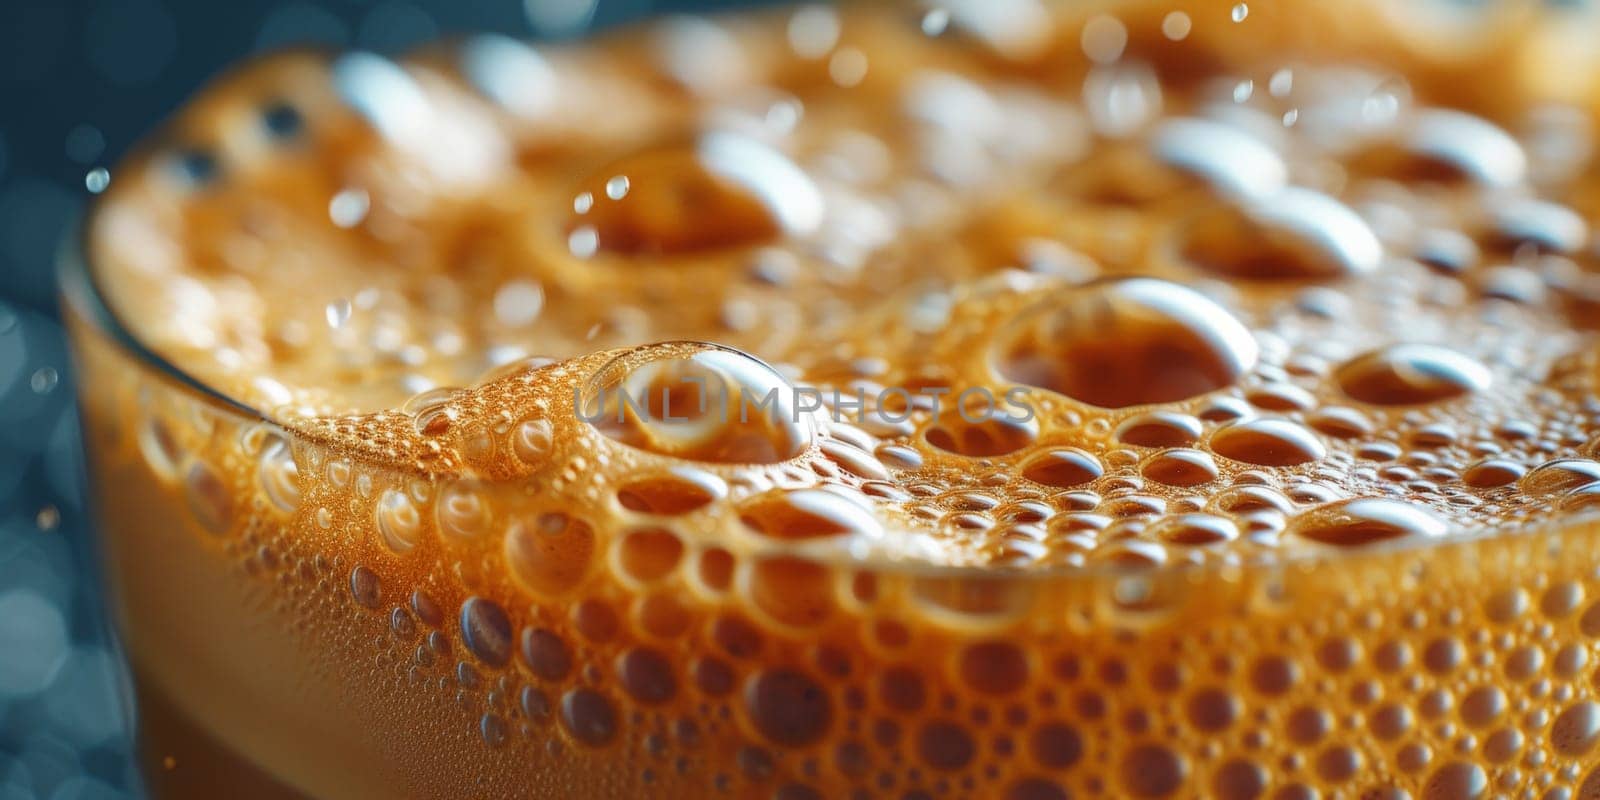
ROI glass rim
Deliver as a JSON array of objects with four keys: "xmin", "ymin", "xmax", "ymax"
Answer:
[{"xmin": 58, "ymin": 216, "xmax": 261, "ymax": 420}]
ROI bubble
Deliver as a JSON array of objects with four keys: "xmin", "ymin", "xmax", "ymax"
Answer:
[
  {"xmin": 1231, "ymin": 3, "xmax": 1249, "ymax": 22},
  {"xmin": 1141, "ymin": 449, "xmax": 1220, "ymax": 487},
  {"xmin": 375, "ymin": 488, "xmax": 421, "ymax": 553},
  {"xmin": 1460, "ymin": 685, "xmax": 1506, "ymax": 727},
  {"xmin": 827, "ymin": 47, "xmax": 868, "ymax": 87},
  {"xmin": 1288, "ymin": 497, "xmax": 1447, "ymax": 547},
  {"xmin": 84, "ymin": 168, "xmax": 110, "ymax": 194},
  {"xmin": 917, "ymin": 719, "xmax": 976, "ymax": 770},
  {"xmin": 1179, "ymin": 188, "xmax": 1381, "ymax": 279},
  {"xmin": 1489, "ymin": 199, "xmax": 1588, "ymax": 255},
  {"xmin": 492, "ymin": 280, "xmax": 544, "ymax": 328},
  {"xmin": 479, "ymin": 713, "xmax": 509, "ymax": 748},
  {"xmin": 1212, "ymin": 760, "xmax": 1267, "ymax": 800},
  {"xmin": 1395, "ymin": 110, "xmax": 1526, "ymax": 188},
  {"xmin": 1014, "ymin": 449, "xmax": 1099, "ymax": 489},
  {"xmin": 582, "ymin": 342, "xmax": 810, "ymax": 463},
  {"xmin": 511, "ymin": 418, "xmax": 554, "ymax": 464},
  {"xmin": 925, "ymin": 408, "xmax": 1038, "ymax": 457},
  {"xmin": 1551, "ymin": 701, "xmax": 1600, "ymax": 756},
  {"xmin": 604, "ymin": 175, "xmax": 630, "ymax": 201},
  {"xmin": 1080, "ymin": 15, "xmax": 1128, "ymax": 66},
  {"xmin": 818, "ymin": 439, "xmax": 890, "ymax": 480},
  {"xmin": 259, "ymin": 100, "xmax": 304, "ymax": 140},
  {"xmin": 411, "ymin": 591, "xmax": 443, "ymax": 628},
  {"xmin": 1117, "ymin": 412, "xmax": 1203, "ymax": 448},
  {"xmin": 258, "ymin": 434, "xmax": 302, "ymax": 513},
  {"xmin": 959, "ymin": 640, "xmax": 1029, "ymax": 694},
  {"xmin": 617, "ymin": 528, "xmax": 684, "ymax": 583},
  {"xmin": 505, "ymin": 513, "xmax": 594, "ymax": 597},
  {"xmin": 184, "ymin": 460, "xmax": 233, "ymax": 534},
  {"xmin": 569, "ymin": 132, "xmax": 820, "ymax": 255},
  {"xmin": 572, "ymin": 601, "xmax": 614, "ymax": 643},
  {"xmin": 427, "ymin": 481, "xmax": 490, "ymax": 541},
  {"xmin": 1006, "ymin": 778, "xmax": 1068, "ymax": 800},
  {"xmin": 1523, "ymin": 459, "xmax": 1600, "ymax": 495},
  {"xmin": 560, "ymin": 688, "xmax": 617, "ymax": 747},
  {"xmin": 617, "ymin": 647, "xmax": 677, "ymax": 704},
  {"xmin": 1424, "ymin": 762, "xmax": 1487, "ymax": 799},
  {"xmin": 459, "ymin": 597, "xmax": 513, "ymax": 668},
  {"xmin": 325, "ymin": 299, "xmax": 353, "ymax": 329},
  {"xmin": 349, "ymin": 566, "xmax": 382, "ymax": 609},
  {"xmin": 996, "ymin": 278, "xmax": 1258, "ymax": 409},
  {"xmin": 1030, "ymin": 721, "xmax": 1083, "ymax": 769},
  {"xmin": 328, "ymin": 187, "xmax": 371, "ymax": 229},
  {"xmin": 1335, "ymin": 345, "xmax": 1490, "ymax": 406},
  {"xmin": 1150, "ymin": 513, "xmax": 1238, "ymax": 546},
  {"xmin": 879, "ymin": 665, "xmax": 926, "ymax": 712},
  {"xmin": 691, "ymin": 657, "xmax": 734, "ymax": 697},
  {"xmin": 520, "ymin": 627, "xmax": 572, "ymax": 681},
  {"xmin": 332, "ymin": 50, "xmax": 431, "ymax": 147},
  {"xmin": 739, "ymin": 488, "xmax": 881, "ymax": 541},
  {"xmin": 1161, "ymin": 12, "xmax": 1191, "ymax": 41},
  {"xmin": 745, "ymin": 669, "xmax": 830, "ymax": 747},
  {"xmin": 747, "ymin": 555, "xmax": 833, "ymax": 628},
  {"xmin": 1185, "ymin": 687, "xmax": 1241, "ymax": 732},
  {"xmin": 1461, "ymin": 459, "xmax": 1524, "ymax": 488},
  {"xmin": 1209, "ymin": 418, "xmax": 1325, "ymax": 466},
  {"xmin": 1120, "ymin": 743, "xmax": 1187, "ymax": 796}
]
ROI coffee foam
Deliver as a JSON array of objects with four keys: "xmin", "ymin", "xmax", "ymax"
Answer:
[{"xmin": 75, "ymin": 3, "xmax": 1600, "ymax": 796}]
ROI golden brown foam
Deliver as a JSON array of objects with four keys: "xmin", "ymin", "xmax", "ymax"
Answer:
[{"xmin": 76, "ymin": 0, "xmax": 1600, "ymax": 797}]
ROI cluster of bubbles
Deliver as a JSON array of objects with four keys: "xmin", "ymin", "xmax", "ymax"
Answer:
[{"xmin": 77, "ymin": 0, "xmax": 1600, "ymax": 796}]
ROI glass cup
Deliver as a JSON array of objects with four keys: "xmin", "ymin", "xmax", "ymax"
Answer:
[{"xmin": 60, "ymin": 2, "xmax": 1600, "ymax": 798}]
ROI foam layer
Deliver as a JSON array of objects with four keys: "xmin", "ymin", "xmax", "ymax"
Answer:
[{"xmin": 73, "ymin": 1, "xmax": 1600, "ymax": 797}]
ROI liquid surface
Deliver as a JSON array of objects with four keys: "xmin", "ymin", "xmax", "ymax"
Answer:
[{"xmin": 77, "ymin": 0, "xmax": 1600, "ymax": 797}]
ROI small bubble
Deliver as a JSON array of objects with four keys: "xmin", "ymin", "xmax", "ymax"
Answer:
[
  {"xmin": 1282, "ymin": 109, "xmax": 1299, "ymax": 127},
  {"xmin": 493, "ymin": 280, "xmax": 544, "ymax": 327},
  {"xmin": 828, "ymin": 47, "xmax": 868, "ymax": 87},
  {"xmin": 787, "ymin": 5, "xmax": 840, "ymax": 59},
  {"xmin": 569, "ymin": 225, "xmax": 599, "ymax": 258},
  {"xmin": 329, "ymin": 187, "xmax": 371, "ymax": 228},
  {"xmin": 1231, "ymin": 3, "xmax": 1249, "ymax": 22},
  {"xmin": 573, "ymin": 191, "xmax": 594, "ymax": 214},
  {"xmin": 1269, "ymin": 68, "xmax": 1293, "ymax": 97},
  {"xmin": 1362, "ymin": 81, "xmax": 1406, "ymax": 126},
  {"xmin": 765, "ymin": 99, "xmax": 802, "ymax": 132},
  {"xmin": 604, "ymin": 175, "xmax": 630, "ymax": 200},
  {"xmin": 1161, "ymin": 11, "xmax": 1192, "ymax": 40},
  {"xmin": 325, "ymin": 299, "xmax": 353, "ymax": 329},
  {"xmin": 1232, "ymin": 80, "xmax": 1254, "ymax": 103},
  {"xmin": 920, "ymin": 8, "xmax": 949, "ymax": 36},
  {"xmin": 84, "ymin": 167, "xmax": 111, "ymax": 194},
  {"xmin": 35, "ymin": 505, "xmax": 59, "ymax": 531},
  {"xmin": 1080, "ymin": 15, "xmax": 1128, "ymax": 65},
  {"xmin": 29, "ymin": 366, "xmax": 58, "ymax": 394}
]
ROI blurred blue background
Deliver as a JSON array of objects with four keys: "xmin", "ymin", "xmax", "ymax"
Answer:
[{"xmin": 0, "ymin": 1, "xmax": 758, "ymax": 797}]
